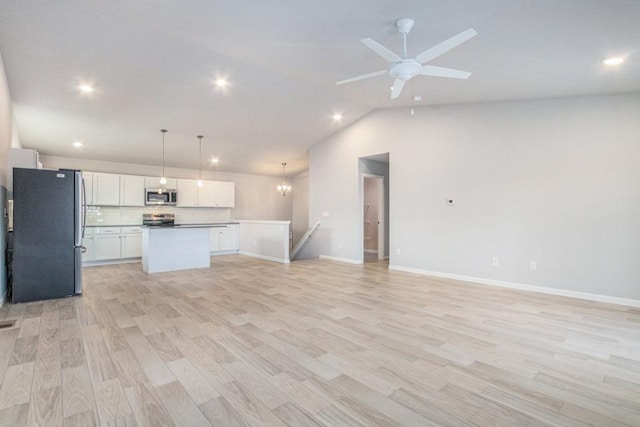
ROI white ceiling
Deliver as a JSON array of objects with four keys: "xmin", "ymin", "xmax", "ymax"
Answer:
[{"xmin": 1, "ymin": 0, "xmax": 639, "ymax": 176}]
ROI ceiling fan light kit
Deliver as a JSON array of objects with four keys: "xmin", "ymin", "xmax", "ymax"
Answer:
[{"xmin": 336, "ymin": 18, "xmax": 477, "ymax": 99}]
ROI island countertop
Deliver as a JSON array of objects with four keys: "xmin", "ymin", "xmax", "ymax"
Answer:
[{"xmin": 142, "ymin": 222, "xmax": 239, "ymax": 229}]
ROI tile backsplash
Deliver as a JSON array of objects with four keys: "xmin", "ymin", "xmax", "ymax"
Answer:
[{"xmin": 85, "ymin": 206, "xmax": 231, "ymax": 226}]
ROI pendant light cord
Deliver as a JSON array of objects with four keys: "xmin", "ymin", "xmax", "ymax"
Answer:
[
  {"xmin": 161, "ymin": 129, "xmax": 167, "ymax": 178},
  {"xmin": 197, "ymin": 135, "xmax": 203, "ymax": 181}
]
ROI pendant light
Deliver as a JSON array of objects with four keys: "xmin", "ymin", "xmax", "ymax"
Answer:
[
  {"xmin": 197, "ymin": 135, "xmax": 204, "ymax": 187},
  {"xmin": 159, "ymin": 129, "xmax": 168, "ymax": 185},
  {"xmin": 277, "ymin": 162, "xmax": 291, "ymax": 196}
]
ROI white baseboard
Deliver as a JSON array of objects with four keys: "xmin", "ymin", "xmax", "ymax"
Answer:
[
  {"xmin": 0, "ymin": 292, "xmax": 5, "ymax": 307},
  {"xmin": 364, "ymin": 249, "xmax": 378, "ymax": 254},
  {"xmin": 388, "ymin": 265, "xmax": 640, "ymax": 308},
  {"xmin": 319, "ymin": 255, "xmax": 364, "ymax": 265},
  {"xmin": 239, "ymin": 251, "xmax": 290, "ymax": 264},
  {"xmin": 83, "ymin": 258, "xmax": 141, "ymax": 267},
  {"xmin": 210, "ymin": 250, "xmax": 240, "ymax": 256}
]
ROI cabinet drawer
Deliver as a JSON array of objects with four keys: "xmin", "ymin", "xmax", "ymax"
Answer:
[
  {"xmin": 122, "ymin": 226, "xmax": 142, "ymax": 234},
  {"xmin": 95, "ymin": 227, "xmax": 122, "ymax": 234}
]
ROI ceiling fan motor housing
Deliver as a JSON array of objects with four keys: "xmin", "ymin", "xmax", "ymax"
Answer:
[
  {"xmin": 389, "ymin": 59, "xmax": 422, "ymax": 80},
  {"xmin": 396, "ymin": 18, "xmax": 415, "ymax": 34}
]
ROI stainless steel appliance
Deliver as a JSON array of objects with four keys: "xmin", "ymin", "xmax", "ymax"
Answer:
[
  {"xmin": 12, "ymin": 168, "xmax": 85, "ymax": 302},
  {"xmin": 142, "ymin": 213, "xmax": 175, "ymax": 226},
  {"xmin": 145, "ymin": 188, "xmax": 177, "ymax": 206}
]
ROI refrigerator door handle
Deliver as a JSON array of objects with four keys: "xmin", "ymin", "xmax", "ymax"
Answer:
[
  {"xmin": 82, "ymin": 176, "xmax": 87, "ymax": 239},
  {"xmin": 74, "ymin": 171, "xmax": 83, "ymax": 247}
]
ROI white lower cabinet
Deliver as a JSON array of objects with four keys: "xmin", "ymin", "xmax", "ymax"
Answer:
[
  {"xmin": 95, "ymin": 234, "xmax": 122, "ymax": 260},
  {"xmin": 83, "ymin": 236, "xmax": 95, "ymax": 261},
  {"xmin": 85, "ymin": 226, "xmax": 142, "ymax": 263},
  {"xmin": 122, "ymin": 226, "xmax": 143, "ymax": 258},
  {"xmin": 122, "ymin": 234, "xmax": 142, "ymax": 258},
  {"xmin": 210, "ymin": 225, "xmax": 239, "ymax": 253}
]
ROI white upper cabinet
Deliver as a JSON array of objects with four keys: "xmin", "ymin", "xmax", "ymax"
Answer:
[
  {"xmin": 120, "ymin": 175, "xmax": 145, "ymax": 206},
  {"xmin": 85, "ymin": 172, "xmax": 233, "ymax": 208},
  {"xmin": 196, "ymin": 180, "xmax": 217, "ymax": 207},
  {"xmin": 82, "ymin": 172, "xmax": 94, "ymax": 205},
  {"xmin": 212, "ymin": 181, "xmax": 235, "ymax": 208},
  {"xmin": 177, "ymin": 179, "xmax": 198, "ymax": 207},
  {"xmin": 93, "ymin": 173, "xmax": 120, "ymax": 206},
  {"xmin": 198, "ymin": 180, "xmax": 235, "ymax": 208},
  {"xmin": 144, "ymin": 177, "xmax": 178, "ymax": 189}
]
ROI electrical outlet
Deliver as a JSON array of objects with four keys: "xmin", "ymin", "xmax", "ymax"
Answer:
[
  {"xmin": 396, "ymin": 248, "xmax": 401, "ymax": 255},
  {"xmin": 322, "ymin": 211, "xmax": 330, "ymax": 217},
  {"xmin": 530, "ymin": 261, "xmax": 537, "ymax": 271},
  {"xmin": 338, "ymin": 242, "xmax": 342, "ymax": 249},
  {"xmin": 492, "ymin": 257, "xmax": 499, "ymax": 266}
]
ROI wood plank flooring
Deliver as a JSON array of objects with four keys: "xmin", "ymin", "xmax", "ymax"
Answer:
[{"xmin": 0, "ymin": 255, "xmax": 639, "ymax": 426}]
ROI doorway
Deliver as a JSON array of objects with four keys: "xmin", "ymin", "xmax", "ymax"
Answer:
[
  {"xmin": 359, "ymin": 153, "xmax": 389, "ymax": 264},
  {"xmin": 363, "ymin": 175, "xmax": 384, "ymax": 262}
]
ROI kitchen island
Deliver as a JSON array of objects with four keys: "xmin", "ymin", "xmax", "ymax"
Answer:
[{"xmin": 142, "ymin": 225, "xmax": 212, "ymax": 273}]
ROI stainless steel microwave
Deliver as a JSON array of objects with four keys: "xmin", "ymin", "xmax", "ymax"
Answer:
[{"xmin": 145, "ymin": 188, "xmax": 177, "ymax": 206}]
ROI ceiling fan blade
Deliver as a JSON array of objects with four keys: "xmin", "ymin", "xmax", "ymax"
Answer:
[
  {"xmin": 390, "ymin": 79, "xmax": 406, "ymax": 99},
  {"xmin": 415, "ymin": 28, "xmax": 478, "ymax": 64},
  {"xmin": 361, "ymin": 38, "xmax": 402, "ymax": 63},
  {"xmin": 335, "ymin": 70, "xmax": 388, "ymax": 85},
  {"xmin": 419, "ymin": 65, "xmax": 471, "ymax": 79}
]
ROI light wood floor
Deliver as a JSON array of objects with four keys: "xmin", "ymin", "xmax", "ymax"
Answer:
[{"xmin": 1, "ymin": 255, "xmax": 639, "ymax": 426}]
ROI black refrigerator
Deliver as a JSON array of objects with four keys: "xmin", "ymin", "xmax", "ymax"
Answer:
[{"xmin": 12, "ymin": 168, "xmax": 85, "ymax": 303}]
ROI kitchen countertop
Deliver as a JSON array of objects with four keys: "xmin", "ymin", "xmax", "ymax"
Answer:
[
  {"xmin": 87, "ymin": 222, "xmax": 238, "ymax": 228},
  {"xmin": 143, "ymin": 222, "xmax": 239, "ymax": 229},
  {"xmin": 85, "ymin": 224, "xmax": 142, "ymax": 228}
]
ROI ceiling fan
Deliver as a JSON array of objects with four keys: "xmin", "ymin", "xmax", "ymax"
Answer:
[{"xmin": 336, "ymin": 18, "xmax": 477, "ymax": 99}]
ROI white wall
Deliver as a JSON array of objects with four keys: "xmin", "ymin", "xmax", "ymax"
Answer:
[
  {"xmin": 291, "ymin": 170, "xmax": 309, "ymax": 246},
  {"xmin": 238, "ymin": 221, "xmax": 290, "ymax": 263},
  {"xmin": 0, "ymin": 51, "xmax": 21, "ymax": 305},
  {"xmin": 41, "ymin": 155, "xmax": 292, "ymax": 221},
  {"xmin": 308, "ymin": 93, "xmax": 640, "ymax": 301}
]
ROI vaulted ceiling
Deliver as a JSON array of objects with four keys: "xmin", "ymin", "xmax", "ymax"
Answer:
[{"xmin": 1, "ymin": 0, "xmax": 638, "ymax": 175}]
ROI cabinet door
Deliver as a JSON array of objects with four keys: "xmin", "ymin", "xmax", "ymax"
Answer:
[
  {"xmin": 209, "ymin": 228, "xmax": 221, "ymax": 252},
  {"xmin": 145, "ymin": 177, "xmax": 178, "ymax": 189},
  {"xmin": 177, "ymin": 179, "xmax": 198, "ymax": 207},
  {"xmin": 122, "ymin": 234, "xmax": 142, "ymax": 258},
  {"xmin": 83, "ymin": 236, "xmax": 95, "ymax": 261},
  {"xmin": 120, "ymin": 175, "xmax": 145, "ymax": 206},
  {"xmin": 212, "ymin": 181, "xmax": 235, "ymax": 208},
  {"xmin": 93, "ymin": 173, "xmax": 121, "ymax": 206},
  {"xmin": 82, "ymin": 172, "xmax": 94, "ymax": 205},
  {"xmin": 219, "ymin": 226, "xmax": 239, "ymax": 251},
  {"xmin": 95, "ymin": 235, "xmax": 122, "ymax": 260},
  {"xmin": 197, "ymin": 180, "xmax": 217, "ymax": 207}
]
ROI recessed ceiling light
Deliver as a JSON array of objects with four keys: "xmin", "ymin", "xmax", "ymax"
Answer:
[
  {"xmin": 332, "ymin": 113, "xmax": 343, "ymax": 121},
  {"xmin": 78, "ymin": 84, "xmax": 94, "ymax": 93},
  {"xmin": 602, "ymin": 56, "xmax": 624, "ymax": 66},
  {"xmin": 210, "ymin": 157, "xmax": 219, "ymax": 164},
  {"xmin": 73, "ymin": 141, "xmax": 83, "ymax": 148},
  {"xmin": 215, "ymin": 79, "xmax": 228, "ymax": 88}
]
